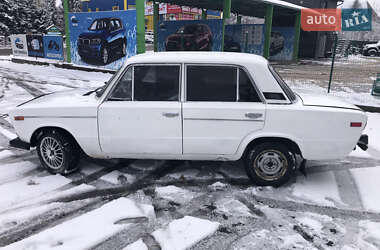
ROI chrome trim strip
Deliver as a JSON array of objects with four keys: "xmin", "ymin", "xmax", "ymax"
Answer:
[
  {"xmin": 24, "ymin": 116, "xmax": 97, "ymax": 119},
  {"xmin": 184, "ymin": 118, "xmax": 264, "ymax": 122}
]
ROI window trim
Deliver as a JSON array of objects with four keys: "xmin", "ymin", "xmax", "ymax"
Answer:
[
  {"xmin": 184, "ymin": 63, "xmax": 265, "ymax": 103},
  {"xmin": 105, "ymin": 63, "xmax": 182, "ymax": 102}
]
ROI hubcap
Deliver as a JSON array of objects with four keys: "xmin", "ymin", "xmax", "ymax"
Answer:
[
  {"xmin": 103, "ymin": 48, "xmax": 108, "ymax": 64},
  {"xmin": 253, "ymin": 150, "xmax": 288, "ymax": 181},
  {"xmin": 40, "ymin": 137, "xmax": 64, "ymax": 170}
]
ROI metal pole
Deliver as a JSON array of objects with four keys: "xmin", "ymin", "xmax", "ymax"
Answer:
[
  {"xmin": 263, "ymin": 4, "xmax": 273, "ymax": 59},
  {"xmin": 153, "ymin": 2, "xmax": 159, "ymax": 52},
  {"xmin": 293, "ymin": 11, "xmax": 301, "ymax": 61},
  {"xmin": 237, "ymin": 15, "xmax": 242, "ymax": 24},
  {"xmin": 222, "ymin": 0, "xmax": 231, "ymax": 51},
  {"xmin": 63, "ymin": 0, "xmax": 71, "ymax": 63},
  {"xmin": 136, "ymin": 0, "xmax": 146, "ymax": 54},
  {"xmin": 328, "ymin": 33, "xmax": 338, "ymax": 93},
  {"xmin": 202, "ymin": 9, "xmax": 207, "ymax": 20}
]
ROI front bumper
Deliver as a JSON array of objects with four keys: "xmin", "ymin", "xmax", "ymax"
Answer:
[
  {"xmin": 9, "ymin": 137, "xmax": 30, "ymax": 150},
  {"xmin": 357, "ymin": 134, "xmax": 368, "ymax": 151}
]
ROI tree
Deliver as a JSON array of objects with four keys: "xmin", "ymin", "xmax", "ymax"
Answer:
[{"xmin": 69, "ymin": 0, "xmax": 82, "ymax": 12}]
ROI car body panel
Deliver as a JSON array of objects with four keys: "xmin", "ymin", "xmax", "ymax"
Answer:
[{"xmin": 9, "ymin": 52, "xmax": 368, "ymax": 162}]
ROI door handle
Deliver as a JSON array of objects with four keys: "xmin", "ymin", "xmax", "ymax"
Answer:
[
  {"xmin": 245, "ymin": 113, "xmax": 263, "ymax": 119},
  {"xmin": 162, "ymin": 112, "xmax": 179, "ymax": 118}
]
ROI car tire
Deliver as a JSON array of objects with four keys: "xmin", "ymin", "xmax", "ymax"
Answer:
[
  {"xmin": 244, "ymin": 142, "xmax": 295, "ymax": 187},
  {"xmin": 37, "ymin": 130, "xmax": 80, "ymax": 175},
  {"xmin": 122, "ymin": 39, "xmax": 127, "ymax": 56},
  {"xmin": 101, "ymin": 45, "xmax": 109, "ymax": 65},
  {"xmin": 368, "ymin": 49, "xmax": 378, "ymax": 57}
]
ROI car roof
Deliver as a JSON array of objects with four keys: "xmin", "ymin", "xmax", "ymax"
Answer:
[{"xmin": 127, "ymin": 52, "xmax": 268, "ymax": 66}]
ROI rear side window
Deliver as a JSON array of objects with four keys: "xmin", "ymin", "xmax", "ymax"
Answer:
[
  {"xmin": 186, "ymin": 66, "xmax": 237, "ymax": 102},
  {"xmin": 238, "ymin": 69, "xmax": 261, "ymax": 102},
  {"xmin": 134, "ymin": 65, "xmax": 180, "ymax": 101}
]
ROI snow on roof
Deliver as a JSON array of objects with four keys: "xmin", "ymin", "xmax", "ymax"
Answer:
[{"xmin": 257, "ymin": 0, "xmax": 304, "ymax": 10}]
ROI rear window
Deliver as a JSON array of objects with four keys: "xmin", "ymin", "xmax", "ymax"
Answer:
[{"xmin": 268, "ymin": 65, "xmax": 297, "ymax": 102}]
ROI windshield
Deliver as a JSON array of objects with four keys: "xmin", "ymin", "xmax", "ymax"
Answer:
[
  {"xmin": 268, "ymin": 65, "xmax": 297, "ymax": 102},
  {"xmin": 95, "ymin": 68, "xmax": 122, "ymax": 98},
  {"xmin": 177, "ymin": 25, "xmax": 197, "ymax": 34},
  {"xmin": 89, "ymin": 19, "xmax": 108, "ymax": 31}
]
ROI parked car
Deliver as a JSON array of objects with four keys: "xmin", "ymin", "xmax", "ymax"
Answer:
[
  {"xmin": 224, "ymin": 35, "xmax": 241, "ymax": 52},
  {"xmin": 145, "ymin": 31, "xmax": 154, "ymax": 44},
  {"xmin": 165, "ymin": 24, "xmax": 212, "ymax": 51},
  {"xmin": 362, "ymin": 41, "xmax": 380, "ymax": 56},
  {"xmin": 270, "ymin": 31, "xmax": 285, "ymax": 56},
  {"xmin": 78, "ymin": 17, "xmax": 127, "ymax": 65},
  {"xmin": 9, "ymin": 52, "xmax": 368, "ymax": 187}
]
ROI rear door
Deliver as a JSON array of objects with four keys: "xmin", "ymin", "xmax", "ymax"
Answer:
[{"xmin": 183, "ymin": 65, "xmax": 266, "ymax": 155}]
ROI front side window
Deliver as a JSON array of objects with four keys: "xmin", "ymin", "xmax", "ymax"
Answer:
[
  {"xmin": 134, "ymin": 65, "xmax": 180, "ymax": 101},
  {"xmin": 187, "ymin": 65, "xmax": 237, "ymax": 102},
  {"xmin": 109, "ymin": 67, "xmax": 132, "ymax": 100}
]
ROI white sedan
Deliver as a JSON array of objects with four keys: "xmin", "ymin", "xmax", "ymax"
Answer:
[{"xmin": 9, "ymin": 52, "xmax": 368, "ymax": 186}]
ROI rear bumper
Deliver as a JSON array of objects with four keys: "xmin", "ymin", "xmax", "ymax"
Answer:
[
  {"xmin": 9, "ymin": 137, "xmax": 30, "ymax": 150},
  {"xmin": 357, "ymin": 134, "xmax": 368, "ymax": 151}
]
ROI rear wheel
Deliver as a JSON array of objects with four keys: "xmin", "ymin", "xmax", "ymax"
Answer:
[
  {"xmin": 244, "ymin": 142, "xmax": 295, "ymax": 186},
  {"xmin": 122, "ymin": 40, "xmax": 127, "ymax": 56},
  {"xmin": 37, "ymin": 130, "xmax": 80, "ymax": 175}
]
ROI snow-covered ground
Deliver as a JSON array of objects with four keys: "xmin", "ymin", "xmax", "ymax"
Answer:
[{"xmin": 0, "ymin": 59, "xmax": 380, "ymax": 249}]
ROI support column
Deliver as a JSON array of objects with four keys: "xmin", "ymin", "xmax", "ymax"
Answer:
[
  {"xmin": 263, "ymin": 4, "xmax": 273, "ymax": 59},
  {"xmin": 124, "ymin": 0, "xmax": 127, "ymax": 10},
  {"xmin": 63, "ymin": 0, "xmax": 71, "ymax": 63},
  {"xmin": 136, "ymin": 0, "xmax": 146, "ymax": 54},
  {"xmin": 222, "ymin": 0, "xmax": 231, "ymax": 51},
  {"xmin": 293, "ymin": 11, "xmax": 301, "ymax": 61},
  {"xmin": 153, "ymin": 2, "xmax": 159, "ymax": 52},
  {"xmin": 237, "ymin": 15, "xmax": 242, "ymax": 24},
  {"xmin": 202, "ymin": 9, "xmax": 207, "ymax": 20}
]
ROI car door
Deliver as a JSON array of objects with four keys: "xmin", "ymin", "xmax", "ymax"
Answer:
[
  {"xmin": 98, "ymin": 64, "xmax": 182, "ymax": 156},
  {"xmin": 183, "ymin": 65, "xmax": 266, "ymax": 155}
]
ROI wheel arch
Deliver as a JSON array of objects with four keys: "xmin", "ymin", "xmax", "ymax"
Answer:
[
  {"xmin": 30, "ymin": 126, "xmax": 81, "ymax": 150},
  {"xmin": 241, "ymin": 136, "xmax": 303, "ymax": 160}
]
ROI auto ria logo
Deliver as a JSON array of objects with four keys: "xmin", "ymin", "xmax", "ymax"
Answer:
[{"xmin": 301, "ymin": 8, "xmax": 372, "ymax": 31}]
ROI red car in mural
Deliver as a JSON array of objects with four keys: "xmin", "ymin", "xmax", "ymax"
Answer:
[{"xmin": 165, "ymin": 24, "xmax": 213, "ymax": 51}]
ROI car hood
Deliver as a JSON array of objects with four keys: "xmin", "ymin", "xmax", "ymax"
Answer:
[
  {"xmin": 79, "ymin": 30, "xmax": 105, "ymax": 39},
  {"xmin": 18, "ymin": 88, "xmax": 97, "ymax": 108},
  {"xmin": 365, "ymin": 43, "xmax": 378, "ymax": 48},
  {"xmin": 297, "ymin": 93, "xmax": 361, "ymax": 111}
]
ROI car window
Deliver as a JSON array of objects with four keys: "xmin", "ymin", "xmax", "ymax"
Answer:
[
  {"xmin": 109, "ymin": 67, "xmax": 132, "ymax": 100},
  {"xmin": 115, "ymin": 19, "xmax": 122, "ymax": 29},
  {"xmin": 109, "ymin": 20, "xmax": 115, "ymax": 31},
  {"xmin": 238, "ymin": 69, "xmax": 261, "ymax": 102},
  {"xmin": 187, "ymin": 65, "xmax": 237, "ymax": 102},
  {"xmin": 134, "ymin": 65, "xmax": 180, "ymax": 101},
  {"xmin": 268, "ymin": 65, "xmax": 296, "ymax": 102}
]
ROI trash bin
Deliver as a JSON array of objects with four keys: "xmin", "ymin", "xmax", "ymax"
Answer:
[{"xmin": 372, "ymin": 73, "xmax": 380, "ymax": 96}]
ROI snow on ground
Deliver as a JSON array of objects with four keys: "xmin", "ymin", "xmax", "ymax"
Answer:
[
  {"xmin": 358, "ymin": 220, "xmax": 380, "ymax": 250},
  {"xmin": 215, "ymin": 198, "xmax": 254, "ymax": 218},
  {"xmin": 152, "ymin": 216, "xmax": 220, "ymax": 250},
  {"xmin": 349, "ymin": 148, "xmax": 372, "ymax": 158},
  {"xmin": 0, "ymin": 174, "xmax": 71, "ymax": 212},
  {"xmin": 123, "ymin": 239, "xmax": 148, "ymax": 250},
  {"xmin": 0, "ymin": 150, "xmax": 13, "ymax": 160},
  {"xmin": 100, "ymin": 170, "xmax": 136, "ymax": 185},
  {"xmin": 155, "ymin": 185, "xmax": 199, "ymax": 205},
  {"xmin": 365, "ymin": 112, "xmax": 380, "ymax": 152},
  {"xmin": 291, "ymin": 171, "xmax": 342, "ymax": 207},
  {"xmin": 4, "ymin": 198, "xmax": 154, "ymax": 250},
  {"xmin": 0, "ymin": 161, "xmax": 37, "ymax": 183},
  {"xmin": 350, "ymin": 167, "xmax": 380, "ymax": 212},
  {"xmin": 0, "ymin": 126, "xmax": 16, "ymax": 140}
]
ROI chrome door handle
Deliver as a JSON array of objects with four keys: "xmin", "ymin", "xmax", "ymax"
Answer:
[
  {"xmin": 245, "ymin": 113, "xmax": 263, "ymax": 119},
  {"xmin": 162, "ymin": 112, "xmax": 179, "ymax": 118}
]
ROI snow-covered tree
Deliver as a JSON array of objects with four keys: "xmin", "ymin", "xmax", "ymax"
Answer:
[{"xmin": 69, "ymin": 0, "xmax": 82, "ymax": 12}]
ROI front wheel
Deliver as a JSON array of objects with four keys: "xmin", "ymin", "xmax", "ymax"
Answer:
[
  {"xmin": 101, "ymin": 46, "xmax": 109, "ymax": 65},
  {"xmin": 244, "ymin": 142, "xmax": 295, "ymax": 187},
  {"xmin": 37, "ymin": 130, "xmax": 80, "ymax": 175}
]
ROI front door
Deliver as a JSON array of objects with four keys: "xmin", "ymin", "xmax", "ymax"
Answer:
[
  {"xmin": 183, "ymin": 65, "xmax": 266, "ymax": 155},
  {"xmin": 98, "ymin": 64, "xmax": 182, "ymax": 156}
]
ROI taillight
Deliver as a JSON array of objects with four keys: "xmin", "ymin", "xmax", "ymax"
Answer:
[
  {"xmin": 350, "ymin": 122, "xmax": 362, "ymax": 127},
  {"xmin": 14, "ymin": 116, "xmax": 24, "ymax": 121}
]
